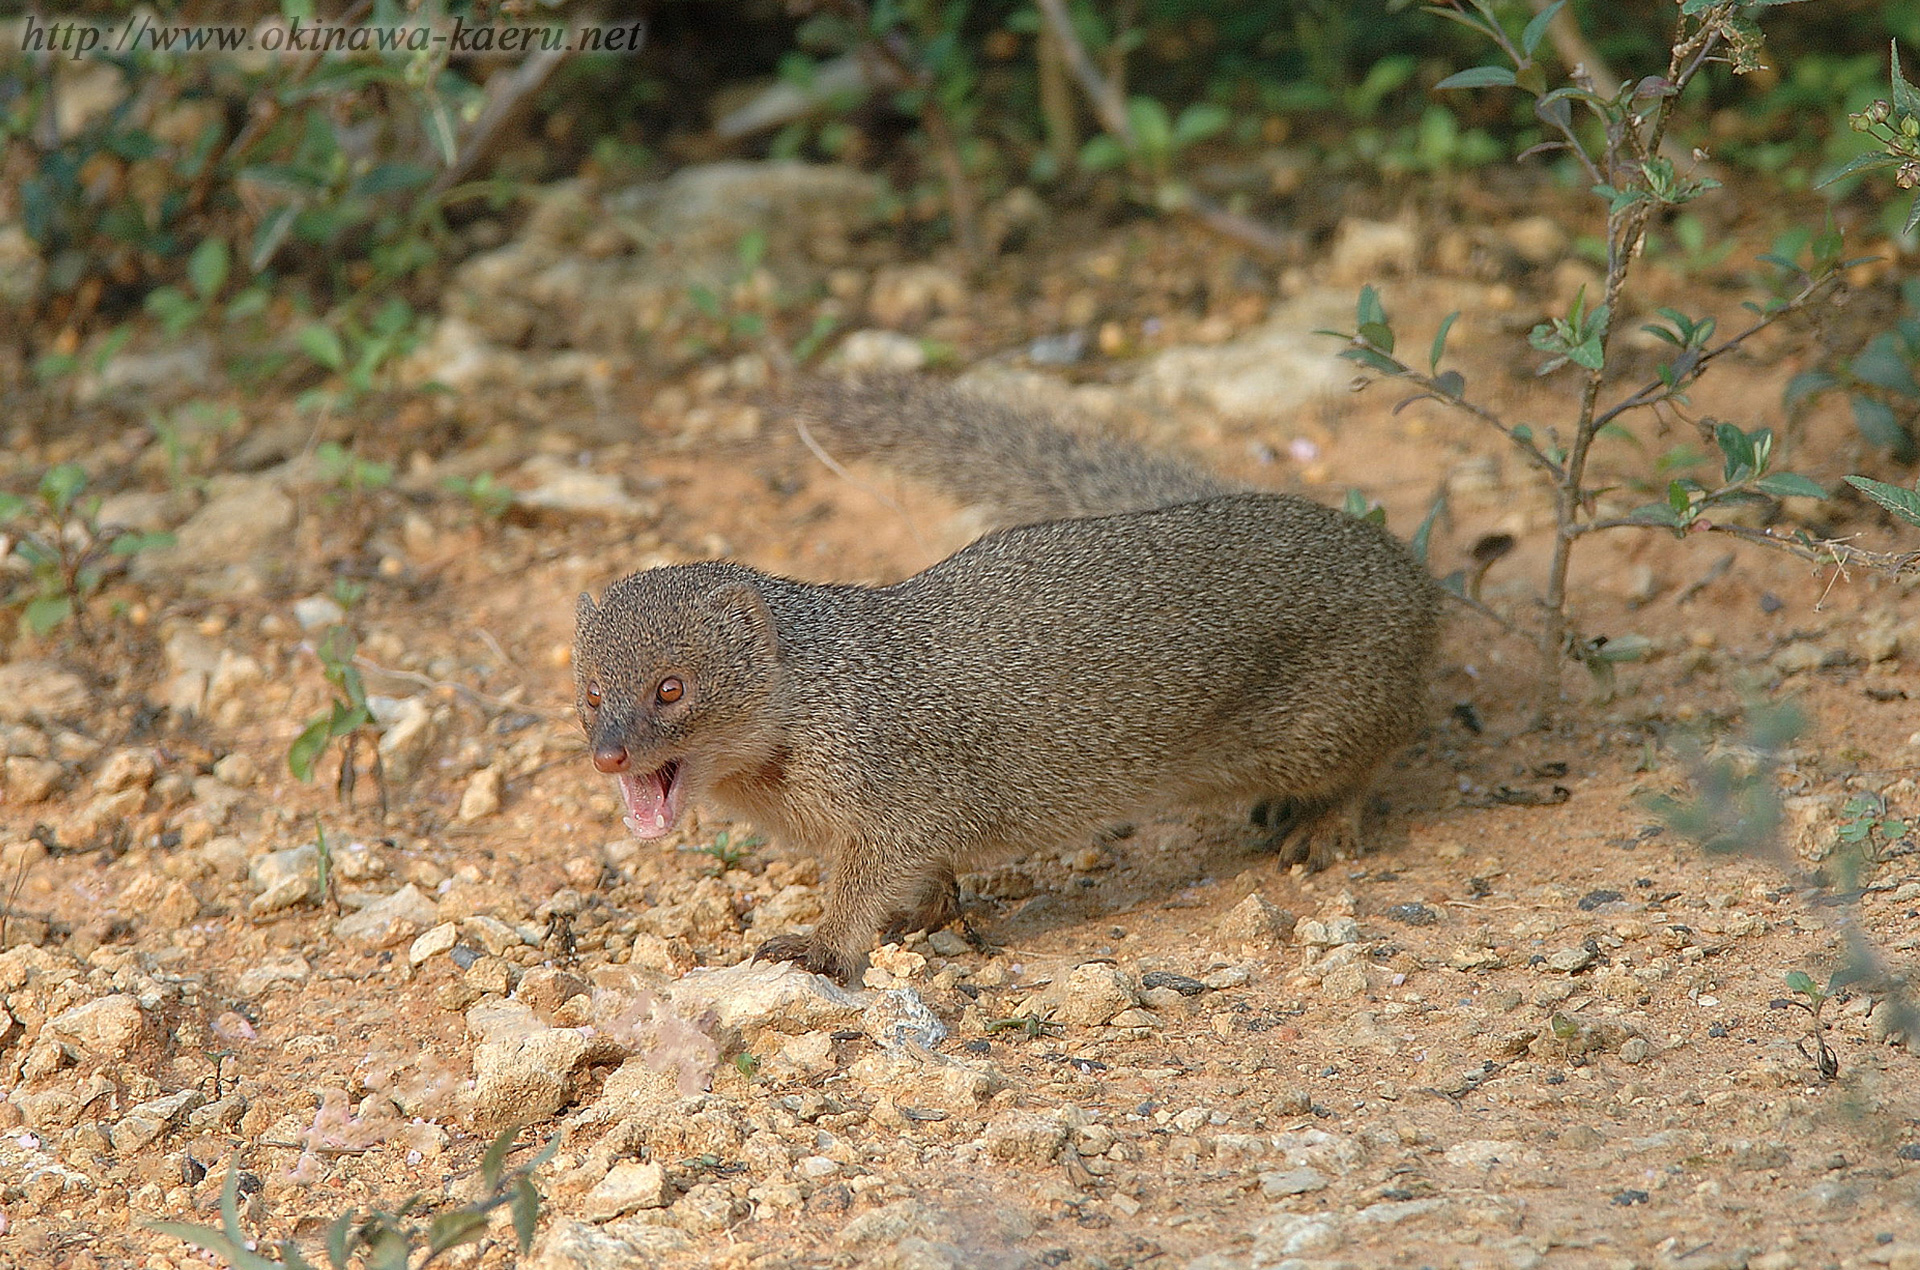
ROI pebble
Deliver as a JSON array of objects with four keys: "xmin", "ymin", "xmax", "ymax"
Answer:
[
  {"xmin": 981, "ymin": 1110, "xmax": 1068, "ymax": 1164},
  {"xmin": 371, "ymin": 695, "xmax": 440, "ymax": 784},
  {"xmin": 1543, "ymin": 946, "xmax": 1596, "ymax": 973},
  {"xmin": 1019, "ymin": 962, "xmax": 1138, "ymax": 1027},
  {"xmin": 334, "ymin": 883, "xmax": 439, "ymax": 949},
  {"xmin": 861, "ymin": 987, "xmax": 947, "ymax": 1050},
  {"xmin": 1259, "ymin": 1166, "xmax": 1331, "ymax": 1197},
  {"xmin": 835, "ymin": 329, "xmax": 928, "ymax": 371},
  {"xmin": 109, "ymin": 1089, "xmax": 204, "ymax": 1154},
  {"xmin": 1139, "ymin": 970, "xmax": 1208, "ymax": 997},
  {"xmin": 291, "ymin": 594, "xmax": 346, "ymax": 630},
  {"xmin": 47, "ymin": 994, "xmax": 145, "ymax": 1058},
  {"xmin": 0, "ymin": 663, "xmax": 87, "ymax": 723},
  {"xmin": 1327, "ymin": 218, "xmax": 1418, "ymax": 284},
  {"xmin": 93, "ymin": 748, "xmax": 158, "ymax": 793},
  {"xmin": 583, "ymin": 1160, "xmax": 670, "ymax": 1220},
  {"xmin": 1294, "ymin": 916, "xmax": 1362, "ymax": 948},
  {"xmin": 1217, "ymin": 893, "xmax": 1298, "ymax": 947},
  {"xmin": 233, "ymin": 956, "xmax": 309, "ymax": 997},
  {"xmin": 248, "ymin": 843, "xmax": 321, "ymax": 914},
  {"xmin": 458, "ymin": 766, "xmax": 505, "ymax": 822},
  {"xmin": 409, "ymin": 923, "xmax": 459, "ymax": 966},
  {"xmin": 3, "ymin": 757, "xmax": 64, "ymax": 802},
  {"xmin": 1384, "ymin": 902, "xmax": 1439, "ymax": 927},
  {"xmin": 465, "ymin": 1027, "xmax": 622, "ymax": 1131},
  {"xmin": 667, "ymin": 959, "xmax": 864, "ymax": 1047}
]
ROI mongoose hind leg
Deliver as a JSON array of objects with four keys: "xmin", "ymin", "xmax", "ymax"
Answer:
[
  {"xmin": 880, "ymin": 862, "xmax": 962, "ymax": 941},
  {"xmin": 1253, "ymin": 794, "xmax": 1365, "ymax": 871}
]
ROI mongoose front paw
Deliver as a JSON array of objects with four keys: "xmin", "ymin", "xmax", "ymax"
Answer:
[{"xmin": 752, "ymin": 935, "xmax": 860, "ymax": 984}]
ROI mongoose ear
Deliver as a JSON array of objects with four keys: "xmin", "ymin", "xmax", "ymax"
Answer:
[
  {"xmin": 575, "ymin": 592, "xmax": 597, "ymax": 627},
  {"xmin": 708, "ymin": 582, "xmax": 777, "ymax": 656}
]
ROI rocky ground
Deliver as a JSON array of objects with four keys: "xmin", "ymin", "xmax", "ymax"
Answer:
[{"xmin": 1, "ymin": 161, "xmax": 1918, "ymax": 1270}]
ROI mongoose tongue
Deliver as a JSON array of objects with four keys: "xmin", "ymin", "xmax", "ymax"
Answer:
[{"xmin": 617, "ymin": 761, "xmax": 683, "ymax": 840}]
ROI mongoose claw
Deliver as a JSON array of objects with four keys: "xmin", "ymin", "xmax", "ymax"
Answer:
[{"xmin": 752, "ymin": 935, "xmax": 860, "ymax": 984}]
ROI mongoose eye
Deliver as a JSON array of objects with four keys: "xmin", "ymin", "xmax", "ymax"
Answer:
[
  {"xmin": 656, "ymin": 677, "xmax": 684, "ymax": 705},
  {"xmin": 584, "ymin": 683, "xmax": 602, "ymax": 708}
]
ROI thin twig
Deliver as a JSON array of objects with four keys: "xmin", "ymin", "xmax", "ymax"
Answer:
[
  {"xmin": 1571, "ymin": 517, "xmax": 1920, "ymax": 575},
  {"xmin": 351, "ymin": 655, "xmax": 565, "ymax": 719},
  {"xmin": 794, "ymin": 417, "xmax": 935, "ymax": 558},
  {"xmin": 431, "ymin": 24, "xmax": 587, "ymax": 196},
  {"xmin": 1034, "ymin": 0, "xmax": 1132, "ymax": 146}
]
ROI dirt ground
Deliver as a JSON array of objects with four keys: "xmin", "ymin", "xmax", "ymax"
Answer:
[{"xmin": 1, "ymin": 172, "xmax": 1918, "ymax": 1270}]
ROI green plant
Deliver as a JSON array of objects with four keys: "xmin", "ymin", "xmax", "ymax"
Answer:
[
  {"xmin": 151, "ymin": 1125, "xmax": 557, "ymax": 1270},
  {"xmin": 441, "ymin": 472, "xmax": 515, "ymax": 521},
  {"xmin": 0, "ymin": 463, "xmax": 174, "ymax": 643},
  {"xmin": 687, "ymin": 829, "xmax": 763, "ymax": 875},
  {"xmin": 1837, "ymin": 791, "xmax": 1911, "ymax": 861},
  {"xmin": 1845, "ymin": 473, "xmax": 1920, "ymax": 527},
  {"xmin": 1319, "ymin": 1, "xmax": 1893, "ymax": 691},
  {"xmin": 1773, "ymin": 969, "xmax": 1840, "ymax": 1081},
  {"xmin": 289, "ymin": 623, "xmax": 385, "ymax": 813},
  {"xmin": 1787, "ymin": 277, "xmax": 1920, "ymax": 462},
  {"xmin": 298, "ymin": 298, "xmax": 427, "ymax": 413},
  {"xmin": 315, "ymin": 443, "xmax": 396, "ymax": 499}
]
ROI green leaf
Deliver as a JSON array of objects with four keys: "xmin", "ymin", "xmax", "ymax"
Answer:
[
  {"xmin": 1409, "ymin": 493, "xmax": 1445, "ymax": 566},
  {"xmin": 1785, "ymin": 969, "xmax": 1818, "ymax": 996},
  {"xmin": 1434, "ymin": 369, "xmax": 1466, "ymax": 398},
  {"xmin": 1783, "ymin": 370, "xmax": 1839, "ymax": 410},
  {"xmin": 250, "ymin": 205, "xmax": 298, "ymax": 272},
  {"xmin": 1852, "ymin": 333, "xmax": 1920, "ymax": 398},
  {"xmin": 299, "ymin": 324, "xmax": 346, "ymax": 371},
  {"xmin": 1593, "ymin": 633, "xmax": 1651, "ymax": 663},
  {"xmin": 1172, "ymin": 102, "xmax": 1231, "ymax": 150},
  {"xmin": 25, "ymin": 594, "xmax": 73, "ymax": 635},
  {"xmin": 1755, "ymin": 473, "xmax": 1827, "ymax": 499},
  {"xmin": 1851, "ymin": 395, "xmax": 1918, "ymax": 460},
  {"xmin": 145, "ymin": 286, "xmax": 203, "ymax": 337},
  {"xmin": 427, "ymin": 1210, "xmax": 490, "ymax": 1254},
  {"xmin": 1521, "ymin": 0, "xmax": 1567, "ymax": 58},
  {"xmin": 1356, "ymin": 284, "xmax": 1387, "ymax": 329},
  {"xmin": 1715, "ymin": 421, "xmax": 1757, "ymax": 483},
  {"xmin": 1627, "ymin": 501, "xmax": 1685, "ymax": 528},
  {"xmin": 1429, "ymin": 312, "xmax": 1458, "ymax": 374},
  {"xmin": 424, "ymin": 95, "xmax": 459, "ymax": 166},
  {"xmin": 1342, "ymin": 489, "xmax": 1370, "ymax": 518},
  {"xmin": 40, "ymin": 462, "xmax": 87, "ymax": 512},
  {"xmin": 482, "ymin": 1125, "xmax": 518, "ymax": 1190},
  {"xmin": 1568, "ymin": 336, "xmax": 1604, "ymax": 371},
  {"xmin": 1845, "ymin": 474, "xmax": 1920, "ymax": 527},
  {"xmin": 1892, "ymin": 39, "xmax": 1920, "ymax": 122},
  {"xmin": 1668, "ymin": 480, "xmax": 1693, "ymax": 519},
  {"xmin": 1126, "ymin": 96, "xmax": 1174, "ymax": 158},
  {"xmin": 1436, "ymin": 66, "xmax": 1517, "ymax": 91},
  {"xmin": 1815, "ymin": 150, "xmax": 1902, "ymax": 190},
  {"xmin": 289, "ymin": 715, "xmax": 335, "ymax": 781},
  {"xmin": 1339, "ymin": 346, "xmax": 1404, "ymax": 375},
  {"xmin": 512, "ymin": 1176, "xmax": 541, "ymax": 1253},
  {"xmin": 1077, "ymin": 134, "xmax": 1128, "ymax": 172},
  {"xmin": 1357, "ymin": 321, "xmax": 1395, "ymax": 354},
  {"xmin": 188, "ymin": 238, "xmax": 230, "ymax": 301}
]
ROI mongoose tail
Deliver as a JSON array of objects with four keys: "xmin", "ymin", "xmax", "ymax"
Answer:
[{"xmin": 790, "ymin": 373, "xmax": 1226, "ymax": 527}]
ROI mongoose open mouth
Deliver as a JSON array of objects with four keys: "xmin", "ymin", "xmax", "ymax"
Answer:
[{"xmin": 617, "ymin": 760, "xmax": 684, "ymax": 839}]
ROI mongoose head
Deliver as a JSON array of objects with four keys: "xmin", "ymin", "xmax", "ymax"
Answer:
[{"xmin": 573, "ymin": 563, "xmax": 782, "ymax": 841}]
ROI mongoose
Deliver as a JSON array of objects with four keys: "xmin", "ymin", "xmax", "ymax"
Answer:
[{"xmin": 573, "ymin": 376, "xmax": 1440, "ymax": 983}]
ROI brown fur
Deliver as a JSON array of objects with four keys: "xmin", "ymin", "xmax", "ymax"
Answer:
[{"xmin": 573, "ymin": 377, "xmax": 1440, "ymax": 982}]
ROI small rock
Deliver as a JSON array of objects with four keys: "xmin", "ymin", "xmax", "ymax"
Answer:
[
  {"xmin": 1139, "ymin": 970, "xmax": 1208, "ymax": 997},
  {"xmin": 134, "ymin": 476, "xmax": 294, "ymax": 584},
  {"xmin": 1260, "ymin": 1166, "xmax": 1331, "ymax": 1198},
  {"xmin": 1202, "ymin": 965, "xmax": 1252, "ymax": 990},
  {"xmin": 370, "ymin": 695, "xmax": 440, "ymax": 783},
  {"xmin": 835, "ymin": 329, "xmax": 928, "ymax": 372},
  {"xmin": 519, "ymin": 967, "xmax": 591, "ymax": 1015},
  {"xmin": 4, "ymin": 756, "xmax": 64, "ymax": 802},
  {"xmin": 292, "ymin": 595, "xmax": 346, "ymax": 630},
  {"xmin": 48, "ymin": 994, "xmax": 145, "ymax": 1058},
  {"xmin": 67, "ymin": 787, "xmax": 146, "ymax": 843},
  {"xmin": 515, "ymin": 455, "xmax": 656, "ymax": 517},
  {"xmin": 1217, "ymin": 893, "xmax": 1297, "ymax": 947},
  {"xmin": 1022, "ymin": 963, "xmax": 1138, "ymax": 1027},
  {"xmin": 1770, "ymin": 641, "xmax": 1832, "ymax": 677},
  {"xmin": 0, "ymin": 662, "xmax": 87, "ymax": 723},
  {"xmin": 458, "ymin": 767, "xmax": 506, "ymax": 822},
  {"xmin": 667, "ymin": 960, "xmax": 864, "ymax": 1046},
  {"xmin": 234, "ymin": 957, "xmax": 310, "ymax": 997},
  {"xmin": 211, "ymin": 752, "xmax": 256, "ymax": 787},
  {"xmin": 109, "ymin": 1088, "xmax": 205, "ymax": 1154},
  {"xmin": 1620, "ymin": 1037, "xmax": 1652, "ymax": 1064},
  {"xmin": 527, "ymin": 1218, "xmax": 693, "ymax": 1270},
  {"xmin": 466, "ymin": 1027, "xmax": 622, "ymax": 1131},
  {"xmin": 249, "ymin": 843, "xmax": 321, "ymax": 914},
  {"xmin": 981, "ymin": 1110, "xmax": 1068, "ymax": 1164},
  {"xmin": 861, "ymin": 987, "xmax": 947, "ymax": 1050},
  {"xmin": 334, "ymin": 883, "xmax": 438, "ymax": 949},
  {"xmin": 867, "ymin": 263, "xmax": 965, "ymax": 327},
  {"xmin": 1294, "ymin": 916, "xmax": 1361, "ymax": 947},
  {"xmin": 1504, "ymin": 215, "xmax": 1569, "ymax": 267},
  {"xmin": 93, "ymin": 747, "xmax": 158, "ymax": 793},
  {"xmin": 1328, "ymin": 218, "xmax": 1419, "ymax": 284},
  {"xmin": 1544, "ymin": 946, "xmax": 1596, "ymax": 973},
  {"xmin": 584, "ymin": 1160, "xmax": 670, "ymax": 1220},
  {"xmin": 410, "ymin": 923, "xmax": 460, "ymax": 966},
  {"xmin": 1384, "ymin": 902, "xmax": 1439, "ymax": 927}
]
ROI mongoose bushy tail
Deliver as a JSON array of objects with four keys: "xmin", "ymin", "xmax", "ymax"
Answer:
[
  {"xmin": 789, "ymin": 374, "xmax": 1228, "ymax": 527},
  {"xmin": 574, "ymin": 375, "xmax": 1440, "ymax": 983}
]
